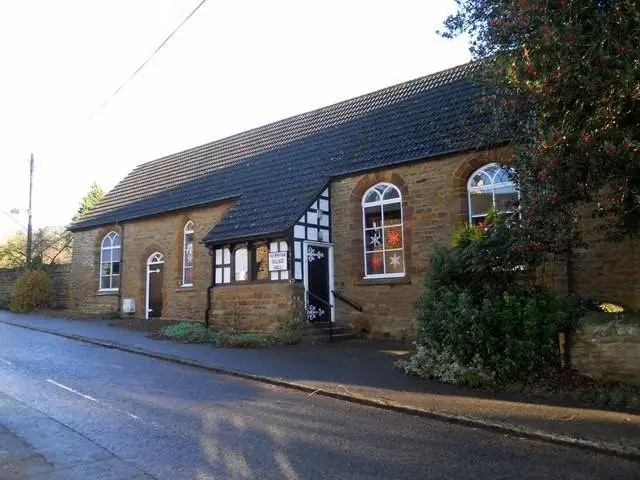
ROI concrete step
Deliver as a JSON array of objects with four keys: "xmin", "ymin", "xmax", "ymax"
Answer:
[{"xmin": 304, "ymin": 323, "xmax": 356, "ymax": 342}]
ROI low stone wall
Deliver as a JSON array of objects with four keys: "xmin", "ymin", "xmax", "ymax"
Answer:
[
  {"xmin": 570, "ymin": 320, "xmax": 640, "ymax": 386},
  {"xmin": 209, "ymin": 282, "xmax": 297, "ymax": 333},
  {"xmin": 0, "ymin": 264, "xmax": 71, "ymax": 309}
]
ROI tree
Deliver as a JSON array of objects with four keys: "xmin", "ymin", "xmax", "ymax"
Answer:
[
  {"xmin": 442, "ymin": 0, "xmax": 640, "ymax": 249},
  {"xmin": 73, "ymin": 182, "xmax": 105, "ymax": 221},
  {"xmin": 0, "ymin": 227, "xmax": 72, "ymax": 268}
]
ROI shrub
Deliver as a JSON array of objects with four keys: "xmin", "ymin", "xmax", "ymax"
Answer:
[
  {"xmin": 160, "ymin": 322, "xmax": 217, "ymax": 343},
  {"xmin": 10, "ymin": 269, "xmax": 53, "ymax": 313},
  {"xmin": 216, "ymin": 332, "xmax": 276, "ymax": 348},
  {"xmin": 400, "ymin": 214, "xmax": 580, "ymax": 386}
]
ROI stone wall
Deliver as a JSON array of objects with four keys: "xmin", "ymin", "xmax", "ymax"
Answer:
[
  {"xmin": 570, "ymin": 321, "xmax": 640, "ymax": 386},
  {"xmin": 331, "ymin": 148, "xmax": 513, "ymax": 339},
  {"xmin": 70, "ymin": 201, "xmax": 234, "ymax": 319},
  {"xmin": 0, "ymin": 264, "xmax": 71, "ymax": 309},
  {"xmin": 209, "ymin": 282, "xmax": 295, "ymax": 332},
  {"xmin": 331, "ymin": 147, "xmax": 639, "ymax": 339}
]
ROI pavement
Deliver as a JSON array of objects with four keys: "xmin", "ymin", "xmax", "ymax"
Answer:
[
  {"xmin": 0, "ymin": 311, "xmax": 638, "ymax": 462},
  {"xmin": 0, "ymin": 392, "xmax": 152, "ymax": 479},
  {"xmin": 0, "ymin": 321, "xmax": 638, "ymax": 479}
]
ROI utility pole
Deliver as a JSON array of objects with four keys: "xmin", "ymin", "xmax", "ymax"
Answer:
[{"xmin": 26, "ymin": 154, "xmax": 34, "ymax": 267}]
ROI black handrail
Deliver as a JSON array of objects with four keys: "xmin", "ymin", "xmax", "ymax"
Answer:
[{"xmin": 332, "ymin": 290, "xmax": 363, "ymax": 312}]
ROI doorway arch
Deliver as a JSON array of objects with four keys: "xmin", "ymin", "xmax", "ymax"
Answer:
[{"xmin": 146, "ymin": 252, "xmax": 164, "ymax": 319}]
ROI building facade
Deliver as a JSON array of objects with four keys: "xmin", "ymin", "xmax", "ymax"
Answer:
[{"xmin": 68, "ymin": 62, "xmax": 638, "ymax": 339}]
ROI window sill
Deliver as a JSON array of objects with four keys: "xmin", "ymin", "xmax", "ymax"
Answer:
[
  {"xmin": 97, "ymin": 290, "xmax": 119, "ymax": 296},
  {"xmin": 355, "ymin": 276, "xmax": 411, "ymax": 286},
  {"xmin": 176, "ymin": 286, "xmax": 196, "ymax": 292}
]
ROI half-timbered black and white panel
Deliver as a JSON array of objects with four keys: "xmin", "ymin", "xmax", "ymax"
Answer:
[{"xmin": 293, "ymin": 187, "xmax": 331, "ymax": 281}]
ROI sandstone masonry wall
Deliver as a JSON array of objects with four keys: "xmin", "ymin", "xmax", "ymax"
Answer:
[
  {"xmin": 571, "ymin": 321, "xmax": 640, "ymax": 386},
  {"xmin": 0, "ymin": 264, "xmax": 71, "ymax": 309}
]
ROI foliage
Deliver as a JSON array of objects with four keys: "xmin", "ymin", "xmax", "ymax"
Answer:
[
  {"xmin": 160, "ymin": 322, "xmax": 217, "ymax": 343},
  {"xmin": 10, "ymin": 270, "xmax": 53, "ymax": 313},
  {"xmin": 0, "ymin": 227, "xmax": 72, "ymax": 268},
  {"xmin": 73, "ymin": 182, "xmax": 105, "ymax": 221},
  {"xmin": 158, "ymin": 322, "xmax": 295, "ymax": 348},
  {"xmin": 442, "ymin": 0, "xmax": 640, "ymax": 247},
  {"xmin": 399, "ymin": 215, "xmax": 579, "ymax": 385}
]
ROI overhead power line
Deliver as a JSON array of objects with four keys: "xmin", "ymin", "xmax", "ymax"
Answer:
[{"xmin": 88, "ymin": 0, "xmax": 210, "ymax": 121}]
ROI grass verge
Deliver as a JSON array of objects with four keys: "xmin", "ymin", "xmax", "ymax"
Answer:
[{"xmin": 158, "ymin": 322, "xmax": 299, "ymax": 348}]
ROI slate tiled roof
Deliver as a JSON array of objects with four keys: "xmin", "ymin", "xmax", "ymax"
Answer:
[{"xmin": 70, "ymin": 60, "xmax": 498, "ymax": 244}]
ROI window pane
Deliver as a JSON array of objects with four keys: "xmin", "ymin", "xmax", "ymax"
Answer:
[
  {"xmin": 270, "ymin": 241, "xmax": 279, "ymax": 252},
  {"xmin": 319, "ymin": 213, "xmax": 329, "ymax": 226},
  {"xmin": 215, "ymin": 267, "xmax": 222, "ymax": 284},
  {"xmin": 270, "ymin": 271, "xmax": 279, "ymax": 280},
  {"xmin": 101, "ymin": 263, "xmax": 111, "ymax": 276},
  {"xmin": 223, "ymin": 267, "xmax": 230, "ymax": 283},
  {"xmin": 184, "ymin": 238, "xmax": 193, "ymax": 268},
  {"xmin": 383, "ymin": 187, "xmax": 400, "ymax": 200},
  {"xmin": 100, "ymin": 276, "xmax": 110, "ymax": 290},
  {"xmin": 184, "ymin": 267, "xmax": 193, "ymax": 285},
  {"xmin": 383, "ymin": 202, "xmax": 402, "ymax": 225},
  {"xmin": 494, "ymin": 166, "xmax": 513, "ymax": 184},
  {"xmin": 469, "ymin": 172, "xmax": 490, "ymax": 188},
  {"xmin": 384, "ymin": 227, "xmax": 403, "ymax": 249},
  {"xmin": 366, "ymin": 252, "xmax": 384, "ymax": 275},
  {"xmin": 307, "ymin": 211, "xmax": 318, "ymax": 224},
  {"xmin": 319, "ymin": 199, "xmax": 329, "ymax": 211},
  {"xmin": 111, "ymin": 234, "xmax": 121, "ymax": 247},
  {"xmin": 364, "ymin": 205, "xmax": 382, "ymax": 229},
  {"xmin": 234, "ymin": 248, "xmax": 248, "ymax": 282},
  {"xmin": 318, "ymin": 229, "xmax": 329, "ymax": 242},
  {"xmin": 101, "ymin": 249, "xmax": 111, "ymax": 263},
  {"xmin": 294, "ymin": 241, "xmax": 301, "ymax": 259},
  {"xmin": 307, "ymin": 228, "xmax": 318, "ymax": 241},
  {"xmin": 364, "ymin": 190, "xmax": 379, "ymax": 204},
  {"xmin": 215, "ymin": 249, "xmax": 222, "ymax": 265},
  {"xmin": 385, "ymin": 251, "xmax": 404, "ymax": 274},
  {"xmin": 469, "ymin": 191, "xmax": 493, "ymax": 217},
  {"xmin": 281, "ymin": 270, "xmax": 289, "ymax": 280},
  {"xmin": 255, "ymin": 244, "xmax": 269, "ymax": 280},
  {"xmin": 365, "ymin": 229, "xmax": 383, "ymax": 252},
  {"xmin": 294, "ymin": 261, "xmax": 302, "ymax": 279},
  {"xmin": 279, "ymin": 241, "xmax": 288, "ymax": 251},
  {"xmin": 112, "ymin": 262, "xmax": 120, "ymax": 275},
  {"xmin": 494, "ymin": 186, "xmax": 518, "ymax": 212},
  {"xmin": 111, "ymin": 247, "xmax": 121, "ymax": 262},
  {"xmin": 223, "ymin": 248, "xmax": 231, "ymax": 264},
  {"xmin": 111, "ymin": 274, "xmax": 120, "ymax": 289}
]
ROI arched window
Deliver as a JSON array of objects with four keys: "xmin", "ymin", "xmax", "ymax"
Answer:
[
  {"xmin": 467, "ymin": 163, "xmax": 518, "ymax": 226},
  {"xmin": 100, "ymin": 231, "xmax": 121, "ymax": 290},
  {"xmin": 182, "ymin": 221, "xmax": 194, "ymax": 286},
  {"xmin": 362, "ymin": 183, "xmax": 404, "ymax": 278}
]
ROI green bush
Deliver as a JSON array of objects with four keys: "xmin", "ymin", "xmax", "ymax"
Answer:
[
  {"xmin": 399, "ymin": 213, "xmax": 579, "ymax": 386},
  {"xmin": 10, "ymin": 269, "xmax": 54, "ymax": 313},
  {"xmin": 159, "ymin": 322, "xmax": 285, "ymax": 348},
  {"xmin": 160, "ymin": 322, "xmax": 217, "ymax": 343}
]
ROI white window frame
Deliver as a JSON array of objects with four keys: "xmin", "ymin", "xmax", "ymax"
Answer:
[
  {"xmin": 182, "ymin": 220, "xmax": 194, "ymax": 286},
  {"xmin": 361, "ymin": 182, "xmax": 405, "ymax": 279},
  {"xmin": 214, "ymin": 247, "xmax": 231, "ymax": 285},
  {"xmin": 467, "ymin": 163, "xmax": 518, "ymax": 224},
  {"xmin": 99, "ymin": 231, "xmax": 121, "ymax": 292}
]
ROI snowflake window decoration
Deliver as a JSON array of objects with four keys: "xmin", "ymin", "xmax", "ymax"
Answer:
[{"xmin": 307, "ymin": 304, "xmax": 326, "ymax": 321}]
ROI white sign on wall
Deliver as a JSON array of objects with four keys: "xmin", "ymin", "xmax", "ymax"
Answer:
[{"xmin": 269, "ymin": 251, "xmax": 288, "ymax": 271}]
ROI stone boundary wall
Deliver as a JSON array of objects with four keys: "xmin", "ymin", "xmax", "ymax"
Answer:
[
  {"xmin": 0, "ymin": 264, "xmax": 71, "ymax": 309},
  {"xmin": 570, "ymin": 321, "xmax": 640, "ymax": 386}
]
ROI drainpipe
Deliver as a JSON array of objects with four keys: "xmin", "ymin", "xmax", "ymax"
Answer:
[
  {"xmin": 118, "ymin": 222, "xmax": 124, "ymax": 313},
  {"xmin": 204, "ymin": 245, "xmax": 214, "ymax": 328}
]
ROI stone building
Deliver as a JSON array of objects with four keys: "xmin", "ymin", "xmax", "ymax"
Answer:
[{"xmin": 68, "ymin": 61, "xmax": 638, "ymax": 339}]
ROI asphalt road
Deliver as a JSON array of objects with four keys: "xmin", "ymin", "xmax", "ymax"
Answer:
[{"xmin": 0, "ymin": 323, "xmax": 636, "ymax": 480}]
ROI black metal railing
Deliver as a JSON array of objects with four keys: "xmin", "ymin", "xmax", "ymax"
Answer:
[{"xmin": 332, "ymin": 289, "xmax": 363, "ymax": 312}]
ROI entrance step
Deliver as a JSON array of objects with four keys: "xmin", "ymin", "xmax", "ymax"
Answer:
[{"xmin": 304, "ymin": 322, "xmax": 357, "ymax": 343}]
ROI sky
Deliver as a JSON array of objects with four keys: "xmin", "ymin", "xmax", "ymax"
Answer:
[{"xmin": 0, "ymin": 0, "xmax": 470, "ymax": 239}]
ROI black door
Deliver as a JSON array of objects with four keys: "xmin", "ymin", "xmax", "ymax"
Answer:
[
  {"xmin": 306, "ymin": 244, "xmax": 331, "ymax": 323},
  {"xmin": 148, "ymin": 263, "xmax": 164, "ymax": 318}
]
